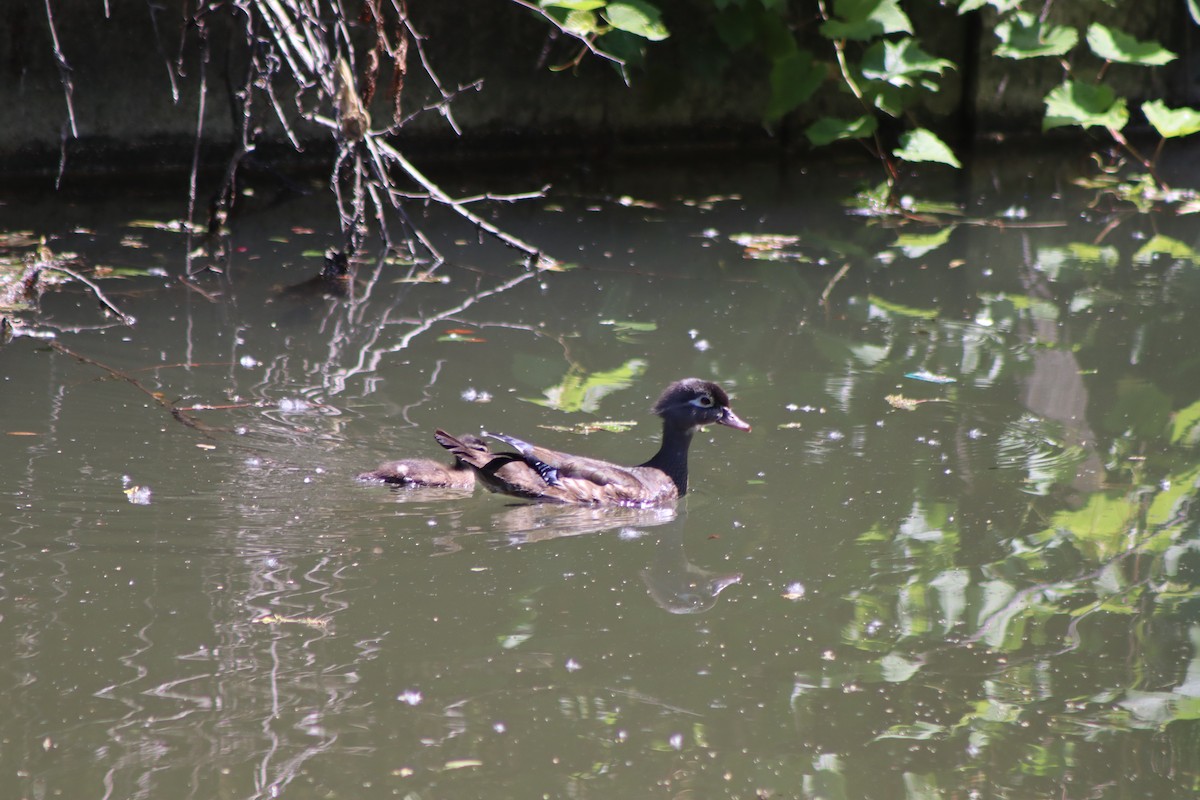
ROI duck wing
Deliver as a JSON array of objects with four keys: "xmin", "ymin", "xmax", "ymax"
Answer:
[{"xmin": 486, "ymin": 432, "xmax": 646, "ymax": 491}]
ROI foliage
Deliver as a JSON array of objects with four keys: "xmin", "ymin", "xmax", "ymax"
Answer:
[{"xmin": 587, "ymin": 0, "xmax": 1195, "ymax": 205}]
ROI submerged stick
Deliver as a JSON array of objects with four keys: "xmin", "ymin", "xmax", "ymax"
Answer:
[{"xmin": 41, "ymin": 266, "xmax": 136, "ymax": 326}]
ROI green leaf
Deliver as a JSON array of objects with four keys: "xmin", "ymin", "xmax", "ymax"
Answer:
[
  {"xmin": 860, "ymin": 38, "xmax": 954, "ymax": 87},
  {"xmin": 1190, "ymin": 0, "xmax": 1200, "ymax": 26},
  {"xmin": 1086, "ymin": 23, "xmax": 1176, "ymax": 66},
  {"xmin": 820, "ymin": 0, "xmax": 913, "ymax": 41},
  {"xmin": 870, "ymin": 84, "xmax": 917, "ymax": 118},
  {"xmin": 1043, "ymin": 81, "xmax": 1128, "ymax": 131},
  {"xmin": 1142, "ymin": 100, "xmax": 1200, "ymax": 139},
  {"xmin": 713, "ymin": 4, "xmax": 756, "ymax": 51},
  {"xmin": 805, "ymin": 115, "xmax": 878, "ymax": 146},
  {"xmin": 602, "ymin": 0, "xmax": 669, "ymax": 41},
  {"xmin": 562, "ymin": 9, "xmax": 600, "ymax": 36},
  {"xmin": 994, "ymin": 12, "xmax": 1078, "ymax": 59},
  {"xmin": 958, "ymin": 0, "xmax": 1022, "ymax": 12},
  {"xmin": 540, "ymin": 0, "xmax": 606, "ymax": 10},
  {"xmin": 893, "ymin": 128, "xmax": 961, "ymax": 167},
  {"xmin": 766, "ymin": 49, "xmax": 823, "ymax": 121}
]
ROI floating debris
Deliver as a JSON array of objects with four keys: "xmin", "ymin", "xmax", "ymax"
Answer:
[
  {"xmin": 782, "ymin": 582, "xmax": 807, "ymax": 601},
  {"xmin": 538, "ymin": 420, "xmax": 638, "ymax": 435},
  {"xmin": 252, "ymin": 614, "xmax": 329, "ymax": 629},
  {"xmin": 124, "ymin": 485, "xmax": 152, "ymax": 505},
  {"xmin": 885, "ymin": 394, "xmax": 948, "ymax": 411},
  {"xmin": 904, "ymin": 370, "xmax": 957, "ymax": 385}
]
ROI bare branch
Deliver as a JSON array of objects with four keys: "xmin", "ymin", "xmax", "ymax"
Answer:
[{"xmin": 372, "ymin": 138, "xmax": 559, "ymax": 267}]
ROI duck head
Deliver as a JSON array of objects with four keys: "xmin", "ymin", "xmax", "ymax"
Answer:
[{"xmin": 652, "ymin": 378, "xmax": 751, "ymax": 433}]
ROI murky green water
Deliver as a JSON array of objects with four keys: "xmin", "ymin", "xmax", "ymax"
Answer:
[{"xmin": 4, "ymin": 151, "xmax": 1200, "ymax": 798}]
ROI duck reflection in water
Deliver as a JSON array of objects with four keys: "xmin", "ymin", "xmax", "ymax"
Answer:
[
  {"xmin": 639, "ymin": 526, "xmax": 742, "ymax": 614},
  {"xmin": 431, "ymin": 503, "xmax": 740, "ymax": 614}
]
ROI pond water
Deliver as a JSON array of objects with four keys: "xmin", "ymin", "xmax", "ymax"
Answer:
[{"xmin": 4, "ymin": 149, "xmax": 1200, "ymax": 799}]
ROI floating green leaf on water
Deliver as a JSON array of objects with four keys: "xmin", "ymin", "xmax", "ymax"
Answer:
[
  {"xmin": 777, "ymin": 422, "xmax": 803, "ymax": 430},
  {"xmin": 729, "ymin": 232, "xmax": 809, "ymax": 262},
  {"xmin": 886, "ymin": 394, "xmax": 948, "ymax": 410},
  {"xmin": 868, "ymin": 295, "xmax": 938, "ymax": 320},
  {"xmin": 539, "ymin": 420, "xmax": 638, "ymax": 435},
  {"xmin": 873, "ymin": 721, "xmax": 945, "ymax": 741},
  {"xmin": 600, "ymin": 319, "xmax": 657, "ymax": 342},
  {"xmin": 126, "ymin": 219, "xmax": 200, "ymax": 234}
]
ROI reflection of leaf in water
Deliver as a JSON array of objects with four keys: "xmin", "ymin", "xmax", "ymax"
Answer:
[
  {"xmin": 1171, "ymin": 400, "xmax": 1200, "ymax": 445},
  {"xmin": 893, "ymin": 226, "xmax": 955, "ymax": 258},
  {"xmin": 524, "ymin": 359, "xmax": 648, "ymax": 413},
  {"xmin": 539, "ymin": 420, "xmax": 638, "ymax": 435},
  {"xmin": 880, "ymin": 652, "xmax": 923, "ymax": 682},
  {"xmin": 1133, "ymin": 234, "xmax": 1200, "ymax": 265}
]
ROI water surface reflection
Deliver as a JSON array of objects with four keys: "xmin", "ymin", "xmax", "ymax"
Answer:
[{"xmin": 4, "ymin": 152, "xmax": 1200, "ymax": 797}]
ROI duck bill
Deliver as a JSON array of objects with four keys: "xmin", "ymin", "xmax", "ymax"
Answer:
[{"xmin": 718, "ymin": 408, "xmax": 752, "ymax": 432}]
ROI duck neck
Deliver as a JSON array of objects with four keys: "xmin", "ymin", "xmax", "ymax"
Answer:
[{"xmin": 640, "ymin": 422, "xmax": 695, "ymax": 495}]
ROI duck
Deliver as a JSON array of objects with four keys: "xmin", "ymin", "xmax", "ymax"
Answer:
[
  {"xmin": 434, "ymin": 378, "xmax": 750, "ymax": 506},
  {"xmin": 356, "ymin": 434, "xmax": 487, "ymax": 489}
]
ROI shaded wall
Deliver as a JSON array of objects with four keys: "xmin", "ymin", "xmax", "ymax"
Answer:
[{"xmin": 0, "ymin": 0, "xmax": 1188, "ymax": 173}]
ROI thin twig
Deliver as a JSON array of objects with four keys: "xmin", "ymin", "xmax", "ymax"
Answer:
[
  {"xmin": 372, "ymin": 138, "xmax": 559, "ymax": 267},
  {"xmin": 42, "ymin": 0, "xmax": 78, "ymax": 139},
  {"xmin": 820, "ymin": 262, "xmax": 851, "ymax": 307},
  {"xmin": 41, "ymin": 266, "xmax": 136, "ymax": 325},
  {"xmin": 49, "ymin": 341, "xmax": 216, "ymax": 432},
  {"xmin": 507, "ymin": 0, "xmax": 626, "ymax": 69}
]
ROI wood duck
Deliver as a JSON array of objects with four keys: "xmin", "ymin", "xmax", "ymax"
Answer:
[
  {"xmin": 357, "ymin": 434, "xmax": 487, "ymax": 489},
  {"xmin": 434, "ymin": 378, "xmax": 751, "ymax": 506}
]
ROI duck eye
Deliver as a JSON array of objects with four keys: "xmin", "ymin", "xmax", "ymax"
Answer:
[{"xmin": 694, "ymin": 394, "xmax": 714, "ymax": 408}]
